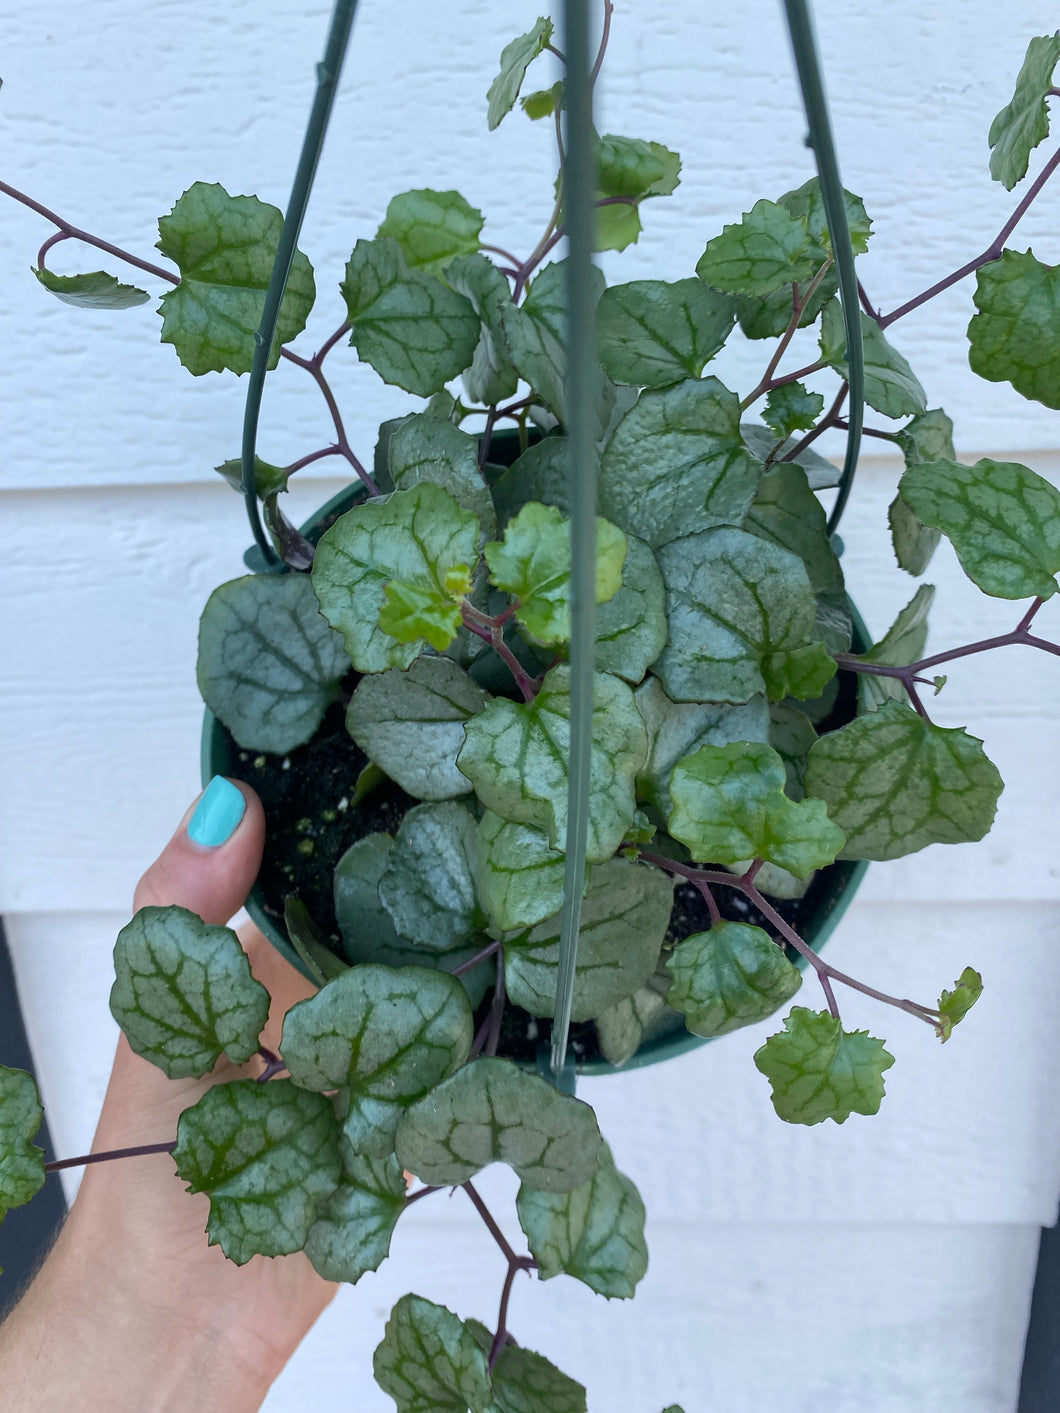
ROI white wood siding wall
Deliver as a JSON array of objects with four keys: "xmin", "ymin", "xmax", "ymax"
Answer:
[{"xmin": 4, "ymin": 2, "xmax": 1060, "ymax": 1408}]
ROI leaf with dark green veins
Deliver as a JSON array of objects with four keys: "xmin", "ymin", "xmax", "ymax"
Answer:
[
  {"xmin": 501, "ymin": 260, "xmax": 607, "ymax": 424},
  {"xmin": 492, "ymin": 437, "xmax": 571, "ymax": 525},
  {"xmin": 304, "ymin": 1151, "xmax": 405, "ymax": 1283},
  {"xmin": 470, "ymin": 1327, "xmax": 587, "ymax": 1413},
  {"xmin": 377, "ymin": 189, "xmax": 483, "ymax": 273},
  {"xmin": 669, "ymin": 741, "xmax": 844, "ymax": 876},
  {"xmin": 397, "ymin": 1057, "xmax": 604, "ymax": 1190},
  {"xmin": 458, "ymin": 666, "xmax": 647, "ymax": 861},
  {"xmin": 900, "ymin": 456, "xmax": 1060, "ymax": 599},
  {"xmin": 157, "ymin": 182, "xmax": 315, "ymax": 375},
  {"xmin": 0, "ymin": 1067, "xmax": 46, "ymax": 1221},
  {"xmin": 888, "ymin": 409, "xmax": 954, "ymax": 575},
  {"xmin": 666, "ymin": 921, "xmax": 801, "ymax": 1037},
  {"xmin": 347, "ymin": 658, "xmax": 486, "ymax": 801},
  {"xmin": 745, "ymin": 464, "xmax": 843, "ymax": 594},
  {"xmin": 505, "ymin": 858, "xmax": 673, "ymax": 1020},
  {"xmin": 389, "ymin": 413, "xmax": 496, "ymax": 543},
  {"xmin": 896, "ymin": 406, "xmax": 956, "ymax": 467},
  {"xmin": 936, "ymin": 967, "xmax": 984, "ymax": 1041},
  {"xmin": 763, "ymin": 382, "xmax": 825, "ymax": 438},
  {"xmin": 197, "ymin": 573, "xmax": 349, "ymax": 754},
  {"xmin": 594, "ymin": 956, "xmax": 684, "ymax": 1066},
  {"xmin": 487, "ymin": 17, "xmax": 554, "ymax": 130},
  {"xmin": 215, "ymin": 454, "xmax": 290, "ymax": 500},
  {"xmin": 598, "ymin": 378, "xmax": 763, "ymax": 549},
  {"xmin": 32, "ymin": 266, "xmax": 150, "ymax": 309},
  {"xmin": 477, "ymin": 812, "xmax": 568, "ymax": 934},
  {"xmin": 969, "ymin": 250, "xmax": 1060, "ymax": 409},
  {"xmin": 634, "ymin": 677, "xmax": 770, "ymax": 818},
  {"xmin": 762, "ymin": 640, "xmax": 837, "ymax": 702},
  {"xmin": 741, "ymin": 423, "xmax": 840, "ymax": 489},
  {"xmin": 989, "ymin": 34, "xmax": 1060, "ymax": 189},
  {"xmin": 598, "ymin": 134, "xmax": 681, "ymax": 198},
  {"xmin": 342, "ymin": 237, "xmax": 479, "ymax": 396},
  {"xmin": 805, "ymin": 699, "xmax": 1003, "ymax": 860},
  {"xmin": 820, "ymin": 304, "xmax": 927, "ymax": 418},
  {"xmin": 753, "ymin": 1008, "xmax": 894, "ymax": 1125},
  {"xmin": 485, "ymin": 502, "xmax": 626, "ymax": 646},
  {"xmin": 379, "ymin": 802, "xmax": 484, "ymax": 952},
  {"xmin": 312, "ymin": 483, "xmax": 479, "ymax": 672},
  {"xmin": 334, "ymin": 835, "xmax": 494, "ymax": 1007},
  {"xmin": 594, "ymin": 534, "xmax": 667, "ymax": 681},
  {"xmin": 655, "ymin": 527, "xmax": 820, "ymax": 703},
  {"xmin": 173, "ymin": 1079, "xmax": 341, "ymax": 1264},
  {"xmin": 375, "ymin": 1295, "xmax": 491, "ymax": 1413},
  {"xmin": 110, "ymin": 906, "xmax": 270, "ymax": 1078},
  {"xmin": 696, "ymin": 199, "xmax": 816, "ymax": 297},
  {"xmin": 856, "ymin": 584, "xmax": 935, "ymax": 712},
  {"xmin": 281, "ymin": 964, "xmax": 473, "ymax": 1157},
  {"xmin": 448, "ymin": 253, "xmax": 519, "ymax": 406},
  {"xmin": 779, "ymin": 177, "xmax": 873, "ymax": 257},
  {"xmin": 516, "ymin": 1142, "xmax": 647, "ymax": 1299},
  {"xmin": 596, "ymin": 278, "xmax": 736, "ymax": 388}
]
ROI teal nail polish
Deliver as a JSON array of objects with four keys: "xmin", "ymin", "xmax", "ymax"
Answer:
[{"xmin": 188, "ymin": 776, "xmax": 246, "ymax": 848}]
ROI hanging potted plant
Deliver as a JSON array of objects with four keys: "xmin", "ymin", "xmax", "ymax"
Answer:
[{"xmin": 3, "ymin": 2, "xmax": 1060, "ymax": 1406}]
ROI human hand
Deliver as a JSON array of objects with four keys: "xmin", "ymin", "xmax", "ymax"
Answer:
[{"xmin": 0, "ymin": 779, "xmax": 336, "ymax": 1413}]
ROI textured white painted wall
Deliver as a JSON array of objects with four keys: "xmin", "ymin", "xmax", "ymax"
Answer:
[{"xmin": 4, "ymin": 0, "xmax": 1060, "ymax": 1408}]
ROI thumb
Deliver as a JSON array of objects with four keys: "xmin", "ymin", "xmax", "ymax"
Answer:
[{"xmin": 133, "ymin": 776, "xmax": 265, "ymax": 926}]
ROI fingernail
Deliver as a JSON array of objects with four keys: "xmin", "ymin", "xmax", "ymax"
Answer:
[{"xmin": 187, "ymin": 777, "xmax": 246, "ymax": 848}]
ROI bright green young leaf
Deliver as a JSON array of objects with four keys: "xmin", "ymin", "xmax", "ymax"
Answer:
[
  {"xmin": 762, "ymin": 640, "xmax": 837, "ymax": 702},
  {"xmin": 805, "ymin": 698, "xmax": 1003, "ymax": 860},
  {"xmin": 379, "ymin": 801, "xmax": 485, "ymax": 952},
  {"xmin": 598, "ymin": 377, "xmax": 763, "ymax": 549},
  {"xmin": 485, "ymin": 502, "xmax": 626, "ymax": 646},
  {"xmin": 0, "ymin": 1066, "xmax": 46, "ymax": 1222},
  {"xmin": 397, "ymin": 1057, "xmax": 604, "ymax": 1191},
  {"xmin": 855, "ymin": 584, "xmax": 935, "ymax": 712},
  {"xmin": 820, "ymin": 304, "xmax": 927, "ymax": 419},
  {"xmin": 487, "ymin": 17, "xmax": 554, "ymax": 130},
  {"xmin": 937, "ymin": 966, "xmax": 984, "ymax": 1041},
  {"xmin": 522, "ymin": 81, "xmax": 564, "ymax": 120},
  {"xmin": 388, "ymin": 413, "xmax": 496, "ymax": 543},
  {"xmin": 377, "ymin": 189, "xmax": 484, "ymax": 273},
  {"xmin": 763, "ymin": 382, "xmax": 825, "ymax": 438},
  {"xmin": 346, "ymin": 657, "xmax": 486, "ymax": 801},
  {"xmin": 596, "ymin": 278, "xmax": 736, "ymax": 388},
  {"xmin": 157, "ymin": 182, "xmax": 315, "ymax": 375},
  {"xmin": 594, "ymin": 958, "xmax": 684, "ymax": 1067},
  {"xmin": 888, "ymin": 408, "xmax": 954, "ymax": 575},
  {"xmin": 447, "ymin": 253, "xmax": 520, "ymax": 406},
  {"xmin": 666, "ymin": 922, "xmax": 801, "ymax": 1037},
  {"xmin": 504, "ymin": 857, "xmax": 673, "ymax": 1020},
  {"xmin": 779, "ymin": 177, "xmax": 873, "ymax": 257},
  {"xmin": 110, "ymin": 905, "xmax": 270, "ymax": 1078},
  {"xmin": 282, "ymin": 964, "xmax": 473, "ymax": 1158},
  {"xmin": 375, "ymin": 1294, "xmax": 491, "ymax": 1413},
  {"xmin": 634, "ymin": 677, "xmax": 770, "ymax": 819},
  {"xmin": 741, "ymin": 422, "xmax": 840, "ymax": 489},
  {"xmin": 32, "ymin": 266, "xmax": 150, "ymax": 309},
  {"xmin": 655, "ymin": 527, "xmax": 820, "ymax": 703},
  {"xmin": 215, "ymin": 454, "xmax": 289, "ymax": 500},
  {"xmin": 312, "ymin": 482, "xmax": 479, "ymax": 672},
  {"xmin": 457, "ymin": 666, "xmax": 647, "ymax": 861},
  {"xmin": 469, "ymin": 1325, "xmax": 588, "ymax": 1413},
  {"xmin": 594, "ymin": 533, "xmax": 668, "ymax": 682},
  {"xmin": 333, "ymin": 835, "xmax": 494, "ymax": 1008},
  {"xmin": 342, "ymin": 237, "xmax": 479, "ymax": 397},
  {"xmin": 669, "ymin": 741, "xmax": 844, "ymax": 876},
  {"xmin": 477, "ymin": 812, "xmax": 568, "ymax": 934},
  {"xmin": 988, "ymin": 34, "xmax": 1060, "ymax": 189},
  {"xmin": 377, "ymin": 573, "xmax": 472, "ymax": 651},
  {"xmin": 197, "ymin": 573, "xmax": 350, "ymax": 754},
  {"xmin": 304, "ymin": 1151, "xmax": 406, "ymax": 1284},
  {"xmin": 173, "ymin": 1079, "xmax": 341, "ymax": 1264},
  {"xmin": 969, "ymin": 250, "xmax": 1060, "ymax": 409},
  {"xmin": 753, "ymin": 1007, "xmax": 895, "ymax": 1125},
  {"xmin": 745, "ymin": 464, "xmax": 843, "ymax": 595},
  {"xmin": 899, "ymin": 456, "xmax": 1060, "ymax": 599},
  {"xmin": 500, "ymin": 259, "xmax": 607, "ymax": 424},
  {"xmin": 696, "ymin": 199, "xmax": 816, "ymax": 297},
  {"xmin": 516, "ymin": 1142, "xmax": 648, "ymax": 1299}
]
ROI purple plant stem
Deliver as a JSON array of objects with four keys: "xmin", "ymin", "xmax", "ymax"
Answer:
[
  {"xmin": 461, "ymin": 603, "xmax": 540, "ymax": 702},
  {"xmin": 450, "ymin": 938, "xmax": 502, "ymax": 977},
  {"xmin": 45, "ymin": 1140, "xmax": 175, "ymax": 1173}
]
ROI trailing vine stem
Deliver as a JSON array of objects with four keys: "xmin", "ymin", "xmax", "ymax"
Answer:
[
  {"xmin": 462, "ymin": 1181, "xmax": 537, "ymax": 1370},
  {"xmin": 461, "ymin": 602, "xmax": 540, "ymax": 703},
  {"xmin": 637, "ymin": 850, "xmax": 943, "ymax": 1027},
  {"xmin": 450, "ymin": 938, "xmax": 503, "ymax": 977},
  {"xmin": 781, "ymin": 381, "xmax": 848, "ymax": 463},
  {"xmin": 740, "ymin": 256, "xmax": 833, "ymax": 409},
  {"xmin": 44, "ymin": 1140, "xmax": 176, "ymax": 1174}
]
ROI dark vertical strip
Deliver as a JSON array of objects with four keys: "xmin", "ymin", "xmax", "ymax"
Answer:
[
  {"xmin": 1018, "ymin": 1222, "xmax": 1060, "ymax": 1411},
  {"xmin": 0, "ymin": 921, "xmax": 66, "ymax": 1317},
  {"xmin": 551, "ymin": 0, "xmax": 596, "ymax": 1080},
  {"xmin": 781, "ymin": 0, "xmax": 863, "ymax": 534},
  {"xmin": 241, "ymin": 0, "xmax": 360, "ymax": 569}
]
